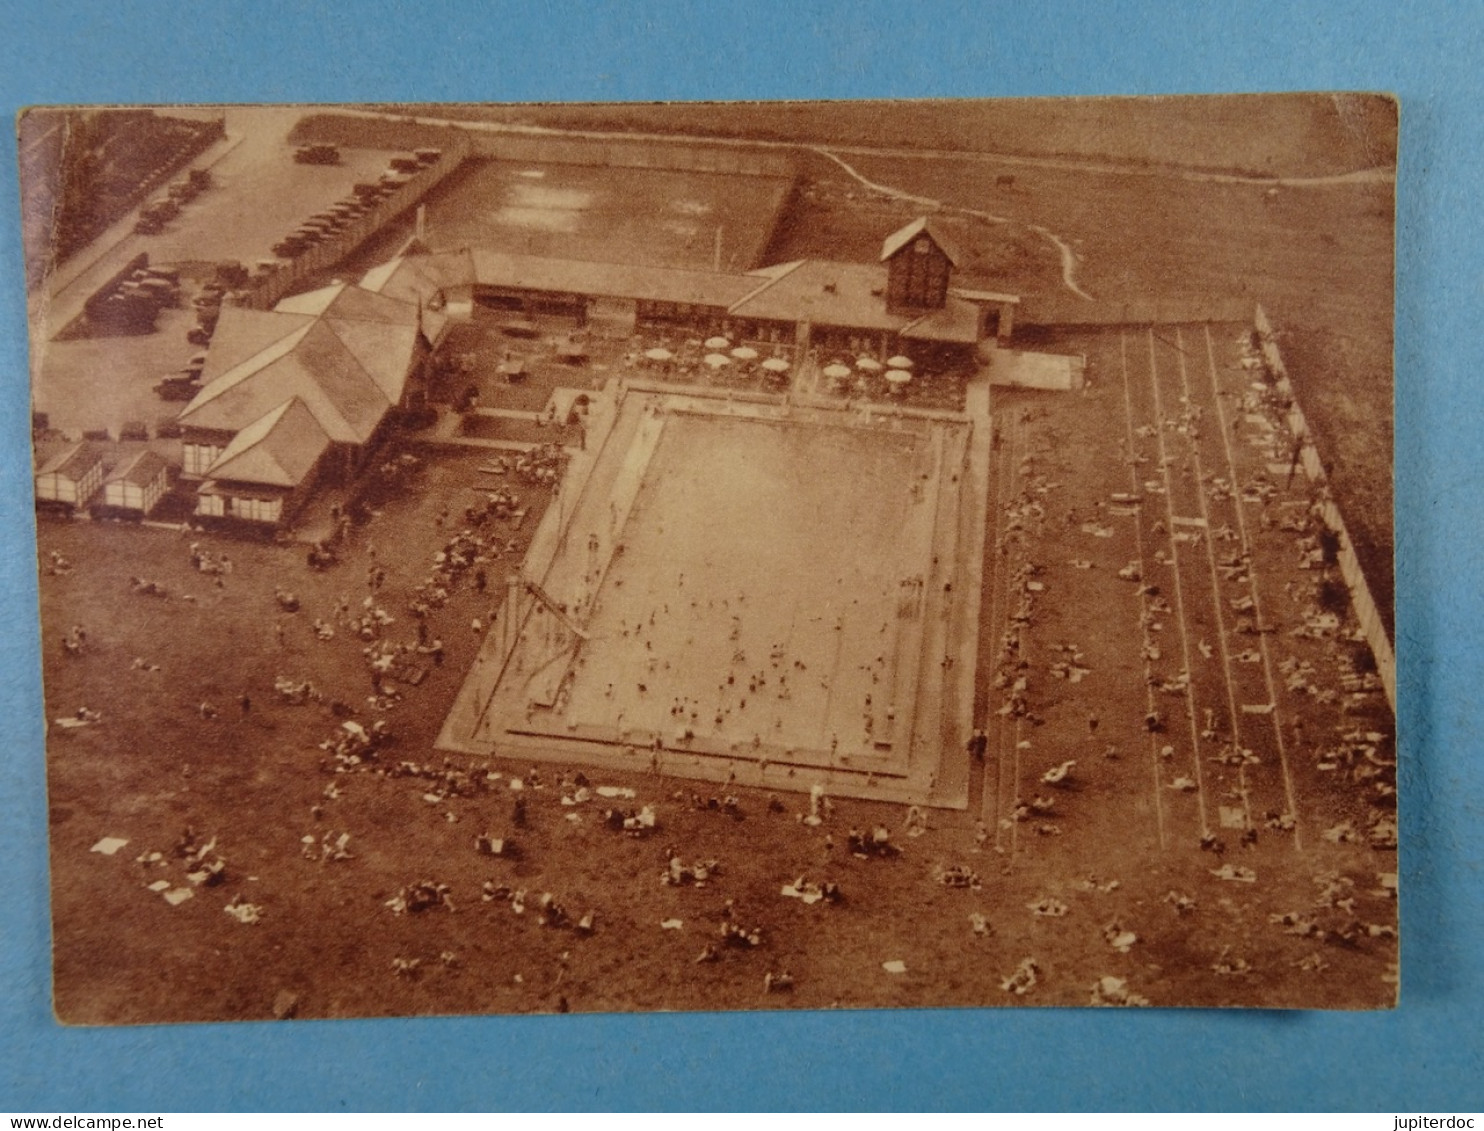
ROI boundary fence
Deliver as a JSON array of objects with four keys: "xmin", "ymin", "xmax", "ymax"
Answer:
[
  {"xmin": 1021, "ymin": 295, "xmax": 1254, "ymax": 328},
  {"xmin": 235, "ymin": 136, "xmax": 472, "ymax": 311},
  {"xmin": 1015, "ymin": 295, "xmax": 1394, "ymax": 712},
  {"xmin": 1255, "ymin": 304, "xmax": 1395, "ymax": 713},
  {"xmin": 464, "ymin": 131, "xmax": 795, "ymax": 179}
]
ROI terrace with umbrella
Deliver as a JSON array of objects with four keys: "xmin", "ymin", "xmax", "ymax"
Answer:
[
  {"xmin": 641, "ymin": 346, "xmax": 674, "ymax": 373},
  {"xmin": 759, "ymin": 355, "xmax": 790, "ymax": 388},
  {"xmin": 822, "ymin": 362, "xmax": 853, "ymax": 393}
]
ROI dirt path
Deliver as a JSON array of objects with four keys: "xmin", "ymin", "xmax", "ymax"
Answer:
[
  {"xmin": 317, "ymin": 106, "xmax": 1390, "ymax": 308},
  {"xmin": 809, "ymin": 147, "xmax": 1095, "ymax": 302},
  {"xmin": 336, "ymin": 106, "xmax": 1396, "ymax": 188}
]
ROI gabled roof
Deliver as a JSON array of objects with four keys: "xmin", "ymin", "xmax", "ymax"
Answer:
[
  {"xmin": 880, "ymin": 216, "xmax": 963, "ymax": 267},
  {"xmin": 106, "ymin": 449, "xmax": 169, "ymax": 487},
  {"xmin": 360, "ymin": 249, "xmax": 477, "ymax": 306},
  {"xmin": 322, "ymin": 317, "xmax": 422, "ymax": 404},
  {"xmin": 275, "ymin": 282, "xmax": 420, "ymax": 326},
  {"xmin": 203, "ymin": 398, "xmax": 331, "ymax": 488},
  {"xmin": 179, "ymin": 319, "xmax": 392, "ymax": 444},
  {"xmin": 35, "ymin": 442, "xmax": 103, "ymax": 480},
  {"xmin": 199, "ymin": 308, "xmax": 315, "ymax": 385},
  {"xmin": 181, "ymin": 321, "xmax": 318, "ymax": 422}
]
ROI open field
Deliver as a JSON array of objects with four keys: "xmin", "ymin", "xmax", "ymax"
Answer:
[
  {"xmin": 41, "ymin": 320, "xmax": 1394, "ymax": 1019},
  {"xmin": 378, "ymin": 94, "xmax": 1398, "ymax": 179},
  {"xmin": 411, "ymin": 158, "xmax": 791, "ymax": 272},
  {"xmin": 967, "ymin": 322, "xmax": 1396, "ymax": 1009},
  {"xmin": 760, "ymin": 168, "xmax": 1062, "ymax": 296}
]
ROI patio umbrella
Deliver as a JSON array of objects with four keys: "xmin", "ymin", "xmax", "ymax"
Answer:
[
  {"xmin": 761, "ymin": 357, "xmax": 790, "ymax": 373},
  {"xmin": 887, "ymin": 355, "xmax": 914, "ymax": 369},
  {"xmin": 822, "ymin": 363, "xmax": 852, "ymax": 380},
  {"xmin": 644, "ymin": 347, "xmax": 674, "ymax": 362},
  {"xmin": 705, "ymin": 336, "xmax": 730, "ymax": 350},
  {"xmin": 856, "ymin": 357, "xmax": 883, "ymax": 371},
  {"xmin": 885, "ymin": 368, "xmax": 912, "ymax": 386},
  {"xmin": 731, "ymin": 346, "xmax": 759, "ymax": 360},
  {"xmin": 703, "ymin": 353, "xmax": 732, "ymax": 368}
]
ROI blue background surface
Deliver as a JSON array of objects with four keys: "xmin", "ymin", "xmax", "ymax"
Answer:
[{"xmin": 0, "ymin": 0, "xmax": 1478, "ymax": 1112}]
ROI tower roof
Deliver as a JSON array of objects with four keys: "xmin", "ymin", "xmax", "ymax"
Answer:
[{"xmin": 880, "ymin": 216, "xmax": 963, "ymax": 267}]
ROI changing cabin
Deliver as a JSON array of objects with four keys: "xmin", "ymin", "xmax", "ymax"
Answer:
[
  {"xmin": 94, "ymin": 450, "xmax": 170, "ymax": 519},
  {"xmin": 35, "ymin": 444, "xmax": 105, "ymax": 515}
]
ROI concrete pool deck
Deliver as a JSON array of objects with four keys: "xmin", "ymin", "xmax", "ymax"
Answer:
[{"xmin": 439, "ymin": 368, "xmax": 992, "ymax": 808}]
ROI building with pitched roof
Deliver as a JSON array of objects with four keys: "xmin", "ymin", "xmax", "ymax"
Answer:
[
  {"xmin": 176, "ymin": 215, "xmax": 1016, "ymax": 529},
  {"xmin": 95, "ymin": 449, "xmax": 170, "ymax": 518},
  {"xmin": 880, "ymin": 215, "xmax": 961, "ymax": 312},
  {"xmin": 406, "ymin": 216, "xmax": 1012, "ymax": 361},
  {"xmin": 178, "ymin": 278, "xmax": 433, "ymax": 527},
  {"xmin": 35, "ymin": 443, "xmax": 106, "ymax": 513}
]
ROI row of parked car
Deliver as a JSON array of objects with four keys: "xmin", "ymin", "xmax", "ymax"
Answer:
[
  {"xmin": 87, "ymin": 260, "xmax": 182, "ymax": 334},
  {"xmin": 134, "ymin": 167, "xmax": 212, "ymax": 235},
  {"xmin": 153, "ymin": 346, "xmax": 209, "ymax": 401},
  {"xmin": 185, "ymin": 275, "xmax": 232, "ymax": 346},
  {"xmin": 147, "ymin": 146, "xmax": 443, "ymax": 397},
  {"xmin": 268, "ymin": 148, "xmax": 441, "ymax": 260},
  {"xmin": 293, "ymin": 143, "xmax": 342, "ymax": 165}
]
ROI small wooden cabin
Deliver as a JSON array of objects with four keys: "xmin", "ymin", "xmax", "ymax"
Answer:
[
  {"xmin": 35, "ymin": 444, "xmax": 105, "ymax": 514},
  {"xmin": 94, "ymin": 450, "xmax": 170, "ymax": 519}
]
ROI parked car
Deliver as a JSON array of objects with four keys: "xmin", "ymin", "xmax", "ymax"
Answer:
[
  {"xmin": 293, "ymin": 143, "xmax": 341, "ymax": 165},
  {"xmin": 154, "ymin": 372, "xmax": 201, "ymax": 400}
]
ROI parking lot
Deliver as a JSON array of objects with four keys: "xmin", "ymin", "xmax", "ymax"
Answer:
[{"xmin": 30, "ymin": 106, "xmax": 408, "ymax": 438}]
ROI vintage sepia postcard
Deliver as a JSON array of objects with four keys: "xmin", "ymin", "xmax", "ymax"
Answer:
[{"xmin": 19, "ymin": 95, "xmax": 1397, "ymax": 1022}]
